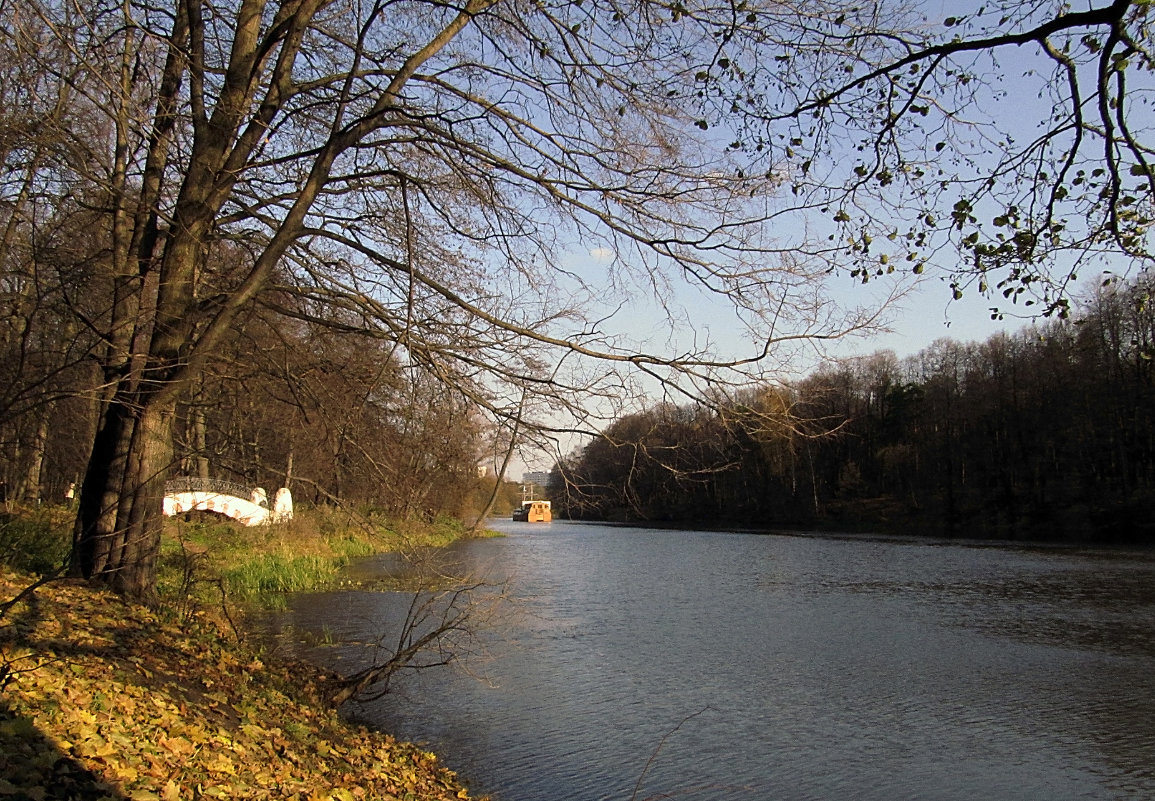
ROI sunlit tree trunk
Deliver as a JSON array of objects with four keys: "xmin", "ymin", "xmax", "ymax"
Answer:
[
  {"xmin": 193, "ymin": 405, "xmax": 211, "ymax": 480},
  {"xmin": 19, "ymin": 414, "xmax": 49, "ymax": 504}
]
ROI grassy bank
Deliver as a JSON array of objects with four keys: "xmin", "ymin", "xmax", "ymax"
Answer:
[
  {"xmin": 160, "ymin": 508, "xmax": 471, "ymax": 603},
  {"xmin": 0, "ymin": 505, "xmax": 485, "ymax": 800}
]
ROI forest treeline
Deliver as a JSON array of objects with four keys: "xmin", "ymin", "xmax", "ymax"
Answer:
[
  {"xmin": 550, "ymin": 276, "xmax": 1155, "ymax": 543},
  {"xmin": 0, "ymin": 247, "xmax": 509, "ymax": 519}
]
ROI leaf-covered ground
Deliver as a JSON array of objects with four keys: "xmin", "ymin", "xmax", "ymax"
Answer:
[{"xmin": 0, "ymin": 569, "xmax": 482, "ymax": 800}]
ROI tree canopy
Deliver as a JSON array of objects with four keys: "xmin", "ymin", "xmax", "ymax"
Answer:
[{"xmin": 1, "ymin": 0, "xmax": 1153, "ymax": 597}]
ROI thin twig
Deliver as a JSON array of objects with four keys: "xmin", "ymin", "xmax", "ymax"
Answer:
[{"xmin": 630, "ymin": 706, "xmax": 713, "ymax": 801}]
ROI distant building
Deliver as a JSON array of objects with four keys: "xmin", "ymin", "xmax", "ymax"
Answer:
[{"xmin": 522, "ymin": 471, "xmax": 550, "ymax": 487}]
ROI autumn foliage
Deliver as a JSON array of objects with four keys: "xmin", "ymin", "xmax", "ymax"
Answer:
[{"xmin": 0, "ymin": 567, "xmax": 481, "ymax": 800}]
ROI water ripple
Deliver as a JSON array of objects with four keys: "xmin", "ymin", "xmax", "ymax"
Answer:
[{"xmin": 270, "ymin": 525, "xmax": 1155, "ymax": 801}]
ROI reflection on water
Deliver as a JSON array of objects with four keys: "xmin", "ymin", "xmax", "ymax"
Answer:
[{"xmin": 266, "ymin": 523, "xmax": 1155, "ymax": 801}]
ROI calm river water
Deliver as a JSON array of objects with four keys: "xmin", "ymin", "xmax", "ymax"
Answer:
[{"xmin": 268, "ymin": 521, "xmax": 1155, "ymax": 801}]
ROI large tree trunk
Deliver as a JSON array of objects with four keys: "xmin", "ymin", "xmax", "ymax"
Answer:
[
  {"xmin": 65, "ymin": 0, "xmax": 481, "ymax": 601},
  {"xmin": 74, "ymin": 395, "xmax": 176, "ymax": 602}
]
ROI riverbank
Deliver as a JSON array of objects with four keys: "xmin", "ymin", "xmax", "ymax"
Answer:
[{"xmin": 0, "ymin": 508, "xmax": 485, "ymax": 800}]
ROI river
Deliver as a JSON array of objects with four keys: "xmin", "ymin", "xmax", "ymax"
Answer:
[{"xmin": 266, "ymin": 520, "xmax": 1155, "ymax": 801}]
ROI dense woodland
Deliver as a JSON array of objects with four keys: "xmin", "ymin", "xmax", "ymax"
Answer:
[
  {"xmin": 0, "ymin": 250, "xmax": 507, "ymax": 519},
  {"xmin": 550, "ymin": 275, "xmax": 1155, "ymax": 542}
]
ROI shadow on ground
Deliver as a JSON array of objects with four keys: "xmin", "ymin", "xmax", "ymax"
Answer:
[{"xmin": 0, "ymin": 698, "xmax": 123, "ymax": 800}]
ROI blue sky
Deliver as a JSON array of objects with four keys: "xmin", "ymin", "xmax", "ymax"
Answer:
[{"xmin": 505, "ymin": 0, "xmax": 1155, "ymax": 474}]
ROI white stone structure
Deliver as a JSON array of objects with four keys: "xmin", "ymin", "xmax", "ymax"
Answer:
[
  {"xmin": 272, "ymin": 487, "xmax": 294, "ymax": 523},
  {"xmin": 163, "ymin": 491, "xmax": 270, "ymax": 526},
  {"xmin": 162, "ymin": 478, "xmax": 293, "ymax": 527}
]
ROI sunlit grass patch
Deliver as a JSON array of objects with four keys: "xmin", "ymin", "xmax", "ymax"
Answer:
[
  {"xmin": 223, "ymin": 553, "xmax": 340, "ymax": 598},
  {"xmin": 156, "ymin": 506, "xmax": 474, "ymax": 609}
]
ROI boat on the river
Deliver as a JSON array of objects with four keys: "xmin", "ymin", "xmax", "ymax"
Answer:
[{"xmin": 512, "ymin": 500, "xmax": 552, "ymax": 522}]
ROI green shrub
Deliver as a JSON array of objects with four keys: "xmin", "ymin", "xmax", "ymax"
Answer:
[{"xmin": 0, "ymin": 508, "xmax": 71, "ymax": 575}]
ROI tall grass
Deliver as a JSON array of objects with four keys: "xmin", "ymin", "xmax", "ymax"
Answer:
[
  {"xmin": 159, "ymin": 506, "xmax": 473, "ymax": 606},
  {"xmin": 0, "ymin": 504, "xmax": 475, "ymax": 619},
  {"xmin": 223, "ymin": 554, "xmax": 339, "ymax": 597}
]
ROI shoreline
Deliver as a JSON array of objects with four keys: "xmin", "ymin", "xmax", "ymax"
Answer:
[
  {"xmin": 557, "ymin": 515, "xmax": 1155, "ymax": 553},
  {"xmin": 0, "ymin": 528, "xmax": 486, "ymax": 800}
]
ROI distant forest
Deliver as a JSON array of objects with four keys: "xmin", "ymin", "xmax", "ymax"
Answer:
[{"xmin": 549, "ymin": 276, "xmax": 1155, "ymax": 543}]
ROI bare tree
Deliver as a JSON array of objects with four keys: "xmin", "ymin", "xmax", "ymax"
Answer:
[
  {"xmin": 328, "ymin": 551, "xmax": 509, "ymax": 707},
  {"xmin": 2, "ymin": 0, "xmax": 1149, "ymax": 599},
  {"xmin": 724, "ymin": 0, "xmax": 1155, "ymax": 314}
]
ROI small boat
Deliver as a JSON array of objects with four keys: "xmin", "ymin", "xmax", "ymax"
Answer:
[{"xmin": 512, "ymin": 500, "xmax": 552, "ymax": 522}]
